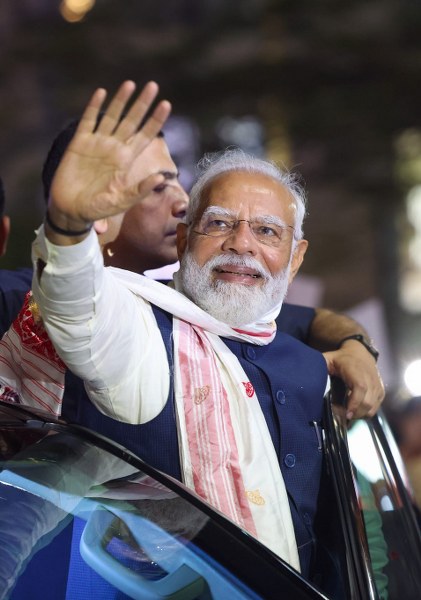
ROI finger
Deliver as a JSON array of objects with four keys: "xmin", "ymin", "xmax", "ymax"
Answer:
[
  {"xmin": 345, "ymin": 388, "xmax": 364, "ymax": 420},
  {"xmin": 365, "ymin": 387, "xmax": 385, "ymax": 418},
  {"xmin": 142, "ymin": 99, "xmax": 172, "ymax": 137},
  {"xmin": 130, "ymin": 100, "xmax": 172, "ymax": 152},
  {"xmin": 352, "ymin": 373, "xmax": 384, "ymax": 418},
  {"xmin": 113, "ymin": 81, "xmax": 161, "ymax": 141},
  {"xmin": 95, "ymin": 80, "xmax": 138, "ymax": 136},
  {"xmin": 346, "ymin": 381, "xmax": 383, "ymax": 420},
  {"xmin": 76, "ymin": 87, "xmax": 108, "ymax": 135}
]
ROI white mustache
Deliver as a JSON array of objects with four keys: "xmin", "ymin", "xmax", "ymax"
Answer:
[{"xmin": 204, "ymin": 254, "xmax": 271, "ymax": 280}]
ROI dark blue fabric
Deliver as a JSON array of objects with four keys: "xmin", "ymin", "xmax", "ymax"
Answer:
[
  {"xmin": 222, "ymin": 333, "xmax": 327, "ymax": 577},
  {"xmin": 1, "ymin": 484, "xmax": 73, "ymax": 600},
  {"xmin": 0, "ymin": 267, "xmax": 32, "ymax": 337},
  {"xmin": 62, "ymin": 304, "xmax": 327, "ymax": 579},
  {"xmin": 9, "ymin": 522, "xmax": 74, "ymax": 600},
  {"xmin": 61, "ymin": 304, "xmax": 181, "ymax": 480},
  {"xmin": 277, "ymin": 303, "xmax": 315, "ymax": 342},
  {"xmin": 0, "ymin": 266, "xmax": 315, "ymax": 342},
  {"xmin": 60, "ymin": 305, "xmax": 315, "ymax": 482},
  {"xmin": 65, "ymin": 517, "xmax": 132, "ymax": 600}
]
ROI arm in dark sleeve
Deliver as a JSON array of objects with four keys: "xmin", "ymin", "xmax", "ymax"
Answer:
[
  {"xmin": 0, "ymin": 268, "xmax": 32, "ymax": 337},
  {"xmin": 278, "ymin": 304, "xmax": 384, "ymax": 419}
]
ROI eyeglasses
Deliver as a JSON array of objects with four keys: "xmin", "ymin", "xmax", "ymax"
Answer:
[{"xmin": 192, "ymin": 216, "xmax": 296, "ymax": 248}]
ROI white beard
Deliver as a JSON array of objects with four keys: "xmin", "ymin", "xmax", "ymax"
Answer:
[{"xmin": 179, "ymin": 253, "xmax": 291, "ymax": 327}]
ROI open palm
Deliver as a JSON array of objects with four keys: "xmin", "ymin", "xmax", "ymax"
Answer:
[{"xmin": 49, "ymin": 81, "xmax": 171, "ymax": 224}]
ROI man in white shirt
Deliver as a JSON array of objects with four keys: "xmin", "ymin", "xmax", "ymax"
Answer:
[
  {"xmin": 1, "ymin": 80, "xmax": 384, "ymax": 419},
  {"xmin": 28, "ymin": 80, "xmax": 380, "ymax": 577}
]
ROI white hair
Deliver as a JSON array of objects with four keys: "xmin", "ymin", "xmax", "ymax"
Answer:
[{"xmin": 186, "ymin": 148, "xmax": 307, "ymax": 239}]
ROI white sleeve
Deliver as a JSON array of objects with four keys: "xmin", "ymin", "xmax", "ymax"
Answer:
[{"xmin": 31, "ymin": 226, "xmax": 170, "ymax": 424}]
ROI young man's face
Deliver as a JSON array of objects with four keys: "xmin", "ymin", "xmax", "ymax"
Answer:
[{"xmin": 101, "ymin": 137, "xmax": 189, "ymax": 274}]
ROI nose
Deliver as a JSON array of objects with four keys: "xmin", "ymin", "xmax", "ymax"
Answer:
[
  {"xmin": 171, "ymin": 185, "xmax": 189, "ymax": 219},
  {"xmin": 221, "ymin": 220, "xmax": 258, "ymax": 255}
]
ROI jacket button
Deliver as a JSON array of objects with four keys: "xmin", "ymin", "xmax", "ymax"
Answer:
[
  {"xmin": 284, "ymin": 454, "xmax": 296, "ymax": 468},
  {"xmin": 246, "ymin": 347, "xmax": 256, "ymax": 360},
  {"xmin": 303, "ymin": 512, "xmax": 312, "ymax": 525},
  {"xmin": 276, "ymin": 390, "xmax": 286, "ymax": 404}
]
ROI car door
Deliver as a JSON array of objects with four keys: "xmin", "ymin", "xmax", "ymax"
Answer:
[
  {"xmin": 0, "ymin": 400, "xmax": 329, "ymax": 600},
  {"xmin": 323, "ymin": 379, "xmax": 421, "ymax": 600}
]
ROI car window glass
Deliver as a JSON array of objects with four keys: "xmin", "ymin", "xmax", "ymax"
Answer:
[
  {"xmin": 0, "ymin": 418, "xmax": 327, "ymax": 600},
  {"xmin": 346, "ymin": 415, "xmax": 421, "ymax": 600},
  {"xmin": 0, "ymin": 426, "xmax": 253, "ymax": 599}
]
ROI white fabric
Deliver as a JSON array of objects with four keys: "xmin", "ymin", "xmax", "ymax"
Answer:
[
  {"xmin": 0, "ymin": 322, "xmax": 65, "ymax": 414},
  {"xmin": 31, "ymin": 227, "xmax": 279, "ymax": 424},
  {"xmin": 30, "ymin": 226, "xmax": 302, "ymax": 569}
]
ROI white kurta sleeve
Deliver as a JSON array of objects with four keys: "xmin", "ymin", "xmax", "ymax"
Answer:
[{"xmin": 31, "ymin": 226, "xmax": 170, "ymax": 424}]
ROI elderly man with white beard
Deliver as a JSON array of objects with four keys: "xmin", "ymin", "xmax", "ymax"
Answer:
[
  {"xmin": 30, "ymin": 81, "xmax": 340, "ymax": 580},
  {"xmin": 178, "ymin": 167, "xmax": 305, "ymax": 326}
]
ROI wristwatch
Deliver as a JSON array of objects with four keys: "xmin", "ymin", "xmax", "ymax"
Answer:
[{"xmin": 338, "ymin": 334, "xmax": 379, "ymax": 362}]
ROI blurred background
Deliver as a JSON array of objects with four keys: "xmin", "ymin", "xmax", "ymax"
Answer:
[{"xmin": 2, "ymin": 0, "xmax": 421, "ymax": 409}]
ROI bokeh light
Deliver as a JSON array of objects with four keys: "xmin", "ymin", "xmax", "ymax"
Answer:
[{"xmin": 404, "ymin": 359, "xmax": 421, "ymax": 396}]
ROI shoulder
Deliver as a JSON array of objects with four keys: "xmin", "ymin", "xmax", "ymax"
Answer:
[
  {"xmin": 0, "ymin": 267, "xmax": 33, "ymax": 292},
  {"xmin": 272, "ymin": 328, "xmax": 326, "ymax": 368},
  {"xmin": 273, "ymin": 330, "xmax": 328, "ymax": 390},
  {"xmin": 276, "ymin": 302, "xmax": 316, "ymax": 342},
  {"xmin": 0, "ymin": 268, "xmax": 33, "ymax": 336}
]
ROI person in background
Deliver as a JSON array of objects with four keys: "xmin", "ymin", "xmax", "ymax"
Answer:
[
  {"xmin": 0, "ymin": 101, "xmax": 383, "ymax": 420},
  {"xmin": 0, "ymin": 119, "xmax": 188, "ymax": 410},
  {"xmin": 0, "ymin": 177, "xmax": 33, "ymax": 334},
  {"xmin": 0, "ymin": 120, "xmax": 188, "ymax": 344},
  {"xmin": 392, "ymin": 396, "xmax": 421, "ymax": 508},
  {"xmin": 41, "ymin": 118, "xmax": 188, "ymax": 276},
  {"xmin": 28, "ymin": 80, "xmax": 381, "ymax": 577},
  {"xmin": 0, "ymin": 178, "xmax": 10, "ymax": 258}
]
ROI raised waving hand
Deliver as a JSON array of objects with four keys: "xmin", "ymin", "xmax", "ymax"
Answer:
[{"xmin": 45, "ymin": 80, "xmax": 171, "ymax": 243}]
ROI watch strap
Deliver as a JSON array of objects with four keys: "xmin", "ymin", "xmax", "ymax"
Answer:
[{"xmin": 338, "ymin": 334, "xmax": 379, "ymax": 361}]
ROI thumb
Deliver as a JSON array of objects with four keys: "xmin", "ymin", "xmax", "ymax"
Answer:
[{"xmin": 322, "ymin": 351, "xmax": 336, "ymax": 376}]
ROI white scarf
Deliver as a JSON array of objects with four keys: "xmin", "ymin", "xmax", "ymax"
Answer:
[
  {"xmin": 0, "ymin": 292, "xmax": 65, "ymax": 411},
  {"xmin": 108, "ymin": 269, "xmax": 301, "ymax": 570},
  {"xmin": 0, "ymin": 270, "xmax": 300, "ymax": 571}
]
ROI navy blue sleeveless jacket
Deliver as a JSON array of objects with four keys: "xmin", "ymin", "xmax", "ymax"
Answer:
[{"xmin": 62, "ymin": 304, "xmax": 328, "ymax": 578}]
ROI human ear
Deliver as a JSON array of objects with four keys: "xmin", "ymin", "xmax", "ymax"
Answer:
[
  {"xmin": 288, "ymin": 239, "xmax": 308, "ymax": 284},
  {"xmin": 176, "ymin": 223, "xmax": 188, "ymax": 261},
  {"xmin": 93, "ymin": 218, "xmax": 109, "ymax": 235},
  {"xmin": 0, "ymin": 216, "xmax": 10, "ymax": 257}
]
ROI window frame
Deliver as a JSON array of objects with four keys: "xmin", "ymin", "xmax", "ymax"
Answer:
[
  {"xmin": 323, "ymin": 379, "xmax": 421, "ymax": 600},
  {"xmin": 0, "ymin": 400, "xmax": 329, "ymax": 600}
]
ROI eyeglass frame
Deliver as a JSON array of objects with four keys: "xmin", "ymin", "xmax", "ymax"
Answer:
[{"xmin": 189, "ymin": 207, "xmax": 298, "ymax": 248}]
